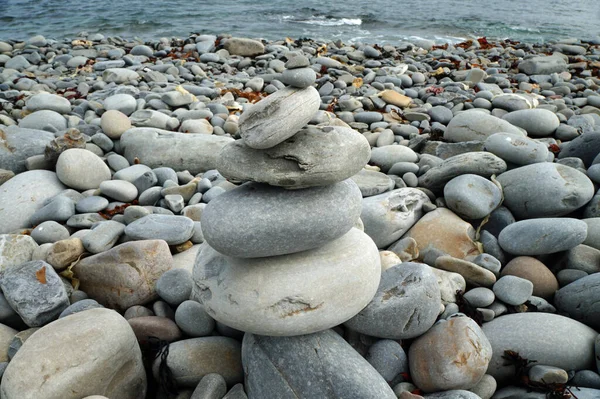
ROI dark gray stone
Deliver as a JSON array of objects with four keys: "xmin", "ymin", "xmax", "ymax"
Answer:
[
  {"xmin": 29, "ymin": 196, "xmax": 75, "ymax": 226},
  {"xmin": 242, "ymin": 330, "xmax": 396, "ymax": 399},
  {"xmin": 81, "ymin": 220, "xmax": 126, "ymax": 254},
  {"xmin": 0, "ymin": 260, "xmax": 69, "ymax": 327},
  {"xmin": 125, "ymin": 214, "xmax": 195, "ymax": 245},
  {"xmin": 498, "ymin": 218, "xmax": 587, "ymax": 255},
  {"xmin": 191, "ymin": 373, "xmax": 227, "ymax": 399},
  {"xmin": 58, "ymin": 299, "xmax": 104, "ymax": 318},
  {"xmin": 365, "ymin": 339, "xmax": 407, "ymax": 383},
  {"xmin": 175, "ymin": 300, "xmax": 215, "ymax": 337},
  {"xmin": 0, "ymin": 126, "xmax": 55, "ymax": 173},
  {"xmin": 30, "ymin": 221, "xmax": 70, "ymax": 244},
  {"xmin": 559, "ymin": 131, "xmax": 600, "ymax": 167},
  {"xmin": 444, "ymin": 174, "xmax": 502, "ymax": 219},
  {"xmin": 201, "ymin": 179, "xmax": 362, "ymax": 258},
  {"xmin": 493, "ymin": 275, "xmax": 533, "ymax": 306},
  {"xmin": 555, "ymin": 273, "xmax": 600, "ymax": 330},
  {"xmin": 155, "ymin": 269, "xmax": 193, "ymax": 306}
]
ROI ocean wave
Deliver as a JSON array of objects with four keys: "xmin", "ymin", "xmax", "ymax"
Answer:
[{"xmin": 282, "ymin": 15, "xmax": 362, "ymax": 27}]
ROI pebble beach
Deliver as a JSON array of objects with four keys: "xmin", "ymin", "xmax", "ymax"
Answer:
[{"xmin": 1, "ymin": 30, "xmax": 600, "ymax": 399}]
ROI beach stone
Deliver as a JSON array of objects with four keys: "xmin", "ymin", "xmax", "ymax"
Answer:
[
  {"xmin": 345, "ymin": 262, "xmax": 441, "ymax": 339},
  {"xmin": 175, "ymin": 300, "xmax": 215, "ymax": 337},
  {"xmin": 59, "ymin": 299, "xmax": 103, "ymax": 319},
  {"xmin": 403, "ymin": 208, "xmax": 480, "ymax": 260},
  {"xmin": 113, "ymin": 164, "xmax": 152, "ymax": 182},
  {"xmin": 492, "ymin": 275, "xmax": 533, "ymax": 306},
  {"xmin": 25, "ymin": 93, "xmax": 70, "ymax": 114},
  {"xmin": 444, "ymin": 111, "xmax": 524, "ymax": 142},
  {"xmin": 125, "ymin": 214, "xmax": 194, "ymax": 245},
  {"xmin": 409, "ymin": 316, "xmax": 492, "ymax": 393},
  {"xmin": 29, "ymin": 196, "xmax": 74, "ymax": 226},
  {"xmin": 0, "ymin": 308, "xmax": 146, "ymax": 399},
  {"xmin": 163, "ymin": 90, "xmax": 196, "ymax": 107},
  {"xmin": 484, "ymin": 133, "xmax": 549, "ymax": 165},
  {"xmin": 0, "ymin": 260, "xmax": 69, "ymax": 327},
  {"xmin": 500, "ymin": 257, "xmax": 558, "ymax": 299},
  {"xmin": 528, "ymin": 365, "xmax": 568, "ymax": 384},
  {"xmin": 518, "ymin": 55, "xmax": 568, "ymax": 75},
  {"xmin": 218, "ymin": 125, "xmax": 370, "ymax": 188},
  {"xmin": 156, "ymin": 268, "xmax": 193, "ymax": 306},
  {"xmin": 73, "ymin": 240, "xmax": 173, "ymax": 311},
  {"xmin": 370, "ymin": 145, "xmax": 418, "ymax": 173},
  {"xmin": 120, "ymin": 128, "xmax": 233, "ymax": 174},
  {"xmin": 128, "ymin": 316, "xmax": 182, "ymax": 345},
  {"xmin": 30, "ymin": 221, "xmax": 70, "ymax": 244},
  {"xmin": 123, "ymin": 305, "xmax": 154, "ymax": 320},
  {"xmin": 502, "ymin": 109, "xmax": 560, "ymax": 137},
  {"xmin": 223, "ymin": 37, "xmax": 264, "ymax": 57},
  {"xmin": 558, "ymin": 131, "xmax": 600, "ymax": 167},
  {"xmin": 242, "ymin": 329, "xmax": 396, "ymax": 399},
  {"xmin": 55, "ymin": 149, "xmax": 110, "ymax": 190},
  {"xmin": 130, "ymin": 109, "xmax": 178, "ymax": 130},
  {"xmin": 152, "ymin": 337, "xmax": 243, "ymax": 387},
  {"xmin": 366, "ymin": 340, "xmax": 408, "ymax": 383},
  {"xmin": 101, "ymin": 110, "xmax": 131, "ymax": 139},
  {"xmin": 424, "ymin": 391, "xmax": 482, "ymax": 399},
  {"xmin": 497, "ymin": 163, "xmax": 594, "ymax": 219},
  {"xmin": 463, "ymin": 288, "xmax": 495, "ymax": 308},
  {"xmin": 201, "ymin": 180, "xmax": 361, "ymax": 258},
  {"xmin": 351, "ymin": 169, "xmax": 395, "ymax": 197},
  {"xmin": 191, "ymin": 373, "xmax": 227, "ymax": 399},
  {"xmin": 418, "ymin": 152, "xmax": 507, "ymax": 192},
  {"xmin": 482, "ymin": 313, "xmax": 597, "ymax": 383},
  {"xmin": 281, "ymin": 67, "xmax": 316, "ymax": 88},
  {"xmin": 429, "ymin": 267, "xmax": 466, "ymax": 304},
  {"xmin": 45, "ymin": 237, "xmax": 85, "ymax": 270},
  {"xmin": 99, "ymin": 180, "xmax": 138, "ymax": 202},
  {"xmin": 103, "ymin": 94, "xmax": 137, "ymax": 116},
  {"xmin": 0, "ymin": 234, "xmax": 38, "ymax": 273},
  {"xmin": 0, "ymin": 325, "xmax": 17, "ymax": 362},
  {"xmin": 444, "ymin": 174, "xmax": 502, "ymax": 219},
  {"xmin": 572, "ymin": 370, "xmax": 600, "ymax": 389},
  {"xmin": 555, "ymin": 273, "xmax": 600, "ymax": 330},
  {"xmin": 76, "ymin": 196, "xmax": 109, "ymax": 213},
  {"xmin": 498, "ymin": 218, "xmax": 587, "ymax": 255},
  {"xmin": 0, "ymin": 170, "xmax": 66, "ymax": 234},
  {"xmin": 191, "ymin": 228, "xmax": 380, "ymax": 336},
  {"xmin": 102, "ymin": 68, "xmax": 140, "ymax": 83},
  {"xmin": 361, "ymin": 188, "xmax": 431, "ymax": 248},
  {"xmin": 492, "ymin": 94, "xmax": 535, "ymax": 112},
  {"xmin": 180, "ymin": 119, "xmax": 213, "ymax": 134},
  {"xmin": 380, "ymin": 90, "xmax": 412, "ymax": 108},
  {"xmin": 0, "ymin": 126, "xmax": 55, "ymax": 173},
  {"xmin": 81, "ymin": 220, "xmax": 125, "ymax": 254},
  {"xmin": 66, "ymin": 213, "xmax": 106, "ymax": 229},
  {"xmin": 435, "ymin": 256, "xmax": 497, "ymax": 287},
  {"xmin": 19, "ymin": 110, "xmax": 67, "ymax": 132},
  {"xmin": 239, "ymin": 86, "xmax": 320, "ymax": 149}
]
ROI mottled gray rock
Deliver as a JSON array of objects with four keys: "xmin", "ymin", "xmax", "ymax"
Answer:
[
  {"xmin": 59, "ymin": 299, "xmax": 104, "ymax": 318},
  {"xmin": 444, "ymin": 174, "xmax": 502, "ymax": 219},
  {"xmin": 81, "ymin": 220, "xmax": 125, "ymax": 254},
  {"xmin": 102, "ymin": 68, "xmax": 140, "ymax": 83},
  {"xmin": 175, "ymin": 300, "xmax": 215, "ymax": 337},
  {"xmin": 218, "ymin": 125, "xmax": 370, "ymax": 188},
  {"xmin": 369, "ymin": 145, "xmax": 418, "ymax": 172},
  {"xmin": 518, "ymin": 55, "xmax": 568, "ymax": 75},
  {"xmin": 223, "ymin": 37, "xmax": 264, "ymax": 57},
  {"xmin": 201, "ymin": 179, "xmax": 361, "ymax": 258},
  {"xmin": 281, "ymin": 67, "xmax": 317, "ymax": 88},
  {"xmin": 103, "ymin": 94, "xmax": 137, "ymax": 116},
  {"xmin": 493, "ymin": 386, "xmax": 600, "ymax": 399},
  {"xmin": 18, "ymin": 110, "xmax": 67, "ymax": 132},
  {"xmin": 463, "ymin": 287, "xmax": 495, "ymax": 308},
  {"xmin": 0, "ymin": 126, "xmax": 55, "ymax": 173},
  {"xmin": 55, "ymin": 149, "xmax": 111, "ymax": 190},
  {"xmin": 351, "ymin": 169, "xmax": 395, "ymax": 197},
  {"xmin": 345, "ymin": 263, "xmax": 441, "ymax": 339},
  {"xmin": 239, "ymin": 87, "xmax": 320, "ymax": 149},
  {"xmin": 0, "ymin": 308, "xmax": 146, "ymax": 399},
  {"xmin": 418, "ymin": 152, "xmax": 507, "ymax": 192},
  {"xmin": 191, "ymin": 228, "xmax": 380, "ymax": 336},
  {"xmin": 0, "ymin": 170, "xmax": 66, "ymax": 234},
  {"xmin": 30, "ymin": 221, "xmax": 70, "ymax": 244},
  {"xmin": 99, "ymin": 180, "xmax": 138, "ymax": 202},
  {"xmin": 25, "ymin": 93, "xmax": 71, "ymax": 114},
  {"xmin": 0, "ymin": 260, "xmax": 69, "ymax": 327},
  {"xmin": 497, "ymin": 163, "xmax": 594, "ymax": 218},
  {"xmin": 482, "ymin": 313, "xmax": 597, "ymax": 383},
  {"xmin": 242, "ymin": 329, "xmax": 396, "ymax": 399},
  {"xmin": 29, "ymin": 195, "xmax": 74, "ymax": 226},
  {"xmin": 152, "ymin": 337, "xmax": 243, "ymax": 387},
  {"xmin": 493, "ymin": 275, "xmax": 533, "ymax": 306},
  {"xmin": 366, "ymin": 340, "xmax": 408, "ymax": 383},
  {"xmin": 125, "ymin": 214, "xmax": 194, "ymax": 245},
  {"xmin": 0, "ymin": 234, "xmax": 38, "ymax": 272},
  {"xmin": 444, "ymin": 111, "xmax": 524, "ymax": 142},
  {"xmin": 120, "ymin": 128, "xmax": 233, "ymax": 174},
  {"xmin": 555, "ymin": 273, "xmax": 600, "ymax": 330},
  {"xmin": 484, "ymin": 133, "xmax": 549, "ymax": 165},
  {"xmin": 558, "ymin": 131, "xmax": 600, "ymax": 167},
  {"xmin": 76, "ymin": 196, "xmax": 109, "ymax": 213},
  {"xmin": 191, "ymin": 373, "xmax": 227, "ymax": 399},
  {"xmin": 492, "ymin": 93, "xmax": 534, "ymax": 112},
  {"xmin": 498, "ymin": 218, "xmax": 587, "ymax": 255},
  {"xmin": 156, "ymin": 268, "xmax": 193, "ymax": 306},
  {"xmin": 502, "ymin": 109, "xmax": 560, "ymax": 137}
]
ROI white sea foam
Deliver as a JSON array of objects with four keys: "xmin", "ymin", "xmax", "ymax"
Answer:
[{"xmin": 282, "ymin": 15, "xmax": 362, "ymax": 27}]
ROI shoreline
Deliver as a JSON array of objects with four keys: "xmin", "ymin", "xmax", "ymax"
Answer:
[{"xmin": 1, "ymin": 32, "xmax": 600, "ymax": 398}]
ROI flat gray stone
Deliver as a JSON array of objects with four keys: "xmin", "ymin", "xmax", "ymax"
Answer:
[
  {"xmin": 18, "ymin": 110, "xmax": 67, "ymax": 132},
  {"xmin": 369, "ymin": 145, "xmax": 418, "ymax": 173},
  {"xmin": 98, "ymin": 180, "xmax": 138, "ymax": 202},
  {"xmin": 0, "ymin": 260, "xmax": 69, "ymax": 327},
  {"xmin": 25, "ymin": 93, "xmax": 71, "ymax": 114},
  {"xmin": 103, "ymin": 94, "xmax": 137, "ymax": 116},
  {"xmin": 29, "ymin": 196, "xmax": 75, "ymax": 226},
  {"xmin": 218, "ymin": 125, "xmax": 370, "ymax": 188},
  {"xmin": 555, "ymin": 273, "xmax": 600, "ymax": 330},
  {"xmin": 125, "ymin": 214, "xmax": 194, "ymax": 245},
  {"xmin": 484, "ymin": 133, "xmax": 549, "ymax": 165},
  {"xmin": 365, "ymin": 340, "xmax": 407, "ymax": 383},
  {"xmin": 239, "ymin": 87, "xmax": 320, "ymax": 149},
  {"xmin": 497, "ymin": 163, "xmax": 594, "ymax": 218},
  {"xmin": 499, "ymin": 218, "xmax": 587, "ymax": 255},
  {"xmin": 444, "ymin": 111, "xmax": 525, "ymax": 142},
  {"xmin": 518, "ymin": 55, "xmax": 568, "ymax": 75},
  {"xmin": 75, "ymin": 196, "xmax": 109, "ymax": 213},
  {"xmin": 191, "ymin": 228, "xmax": 381, "ymax": 336},
  {"xmin": 345, "ymin": 262, "xmax": 441, "ymax": 339},
  {"xmin": 0, "ymin": 126, "xmax": 55, "ymax": 173},
  {"xmin": 482, "ymin": 313, "xmax": 597, "ymax": 383},
  {"xmin": 102, "ymin": 68, "xmax": 139, "ymax": 84},
  {"xmin": 191, "ymin": 373, "xmax": 227, "ymax": 399},
  {"xmin": 242, "ymin": 329, "xmax": 396, "ymax": 399},
  {"xmin": 361, "ymin": 188, "xmax": 431, "ymax": 248},
  {"xmin": 120, "ymin": 128, "xmax": 233, "ymax": 174},
  {"xmin": 201, "ymin": 179, "xmax": 362, "ymax": 258},
  {"xmin": 444, "ymin": 174, "xmax": 502, "ymax": 219},
  {"xmin": 559, "ymin": 131, "xmax": 600, "ymax": 167},
  {"xmin": 351, "ymin": 169, "xmax": 395, "ymax": 197},
  {"xmin": 81, "ymin": 220, "xmax": 125, "ymax": 254},
  {"xmin": 281, "ymin": 67, "xmax": 316, "ymax": 88},
  {"xmin": 223, "ymin": 37, "xmax": 264, "ymax": 57},
  {"xmin": 174, "ymin": 300, "xmax": 215, "ymax": 337},
  {"xmin": 493, "ymin": 275, "xmax": 533, "ymax": 306},
  {"xmin": 56, "ymin": 149, "xmax": 111, "ymax": 190},
  {"xmin": 30, "ymin": 221, "xmax": 70, "ymax": 244},
  {"xmin": 155, "ymin": 268, "xmax": 193, "ymax": 307},
  {"xmin": 502, "ymin": 109, "xmax": 560, "ymax": 137}
]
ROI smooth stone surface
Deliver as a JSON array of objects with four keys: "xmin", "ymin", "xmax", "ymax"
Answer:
[
  {"xmin": 0, "ymin": 126, "xmax": 55, "ymax": 173},
  {"xmin": 127, "ymin": 316, "xmax": 182, "ymax": 344},
  {"xmin": 81, "ymin": 220, "xmax": 125, "ymax": 254},
  {"xmin": 120, "ymin": 128, "xmax": 233, "ymax": 175},
  {"xmin": 435, "ymin": 255, "xmax": 497, "ymax": 287},
  {"xmin": 500, "ymin": 257, "xmax": 558, "ymax": 300},
  {"xmin": 218, "ymin": 126, "xmax": 370, "ymax": 188},
  {"xmin": 29, "ymin": 196, "xmax": 75, "ymax": 226},
  {"xmin": 281, "ymin": 67, "xmax": 316, "ymax": 88},
  {"xmin": 125, "ymin": 214, "xmax": 195, "ymax": 245},
  {"xmin": 409, "ymin": 316, "xmax": 492, "ymax": 393},
  {"xmin": 518, "ymin": 55, "xmax": 568, "ymax": 75},
  {"xmin": 73, "ymin": 240, "xmax": 173, "ymax": 311},
  {"xmin": 191, "ymin": 373, "xmax": 227, "ymax": 399},
  {"xmin": 366, "ymin": 340, "xmax": 408, "ymax": 383},
  {"xmin": 155, "ymin": 268, "xmax": 193, "ymax": 307},
  {"xmin": 369, "ymin": 145, "xmax": 419, "ymax": 173},
  {"xmin": 444, "ymin": 174, "xmax": 502, "ymax": 219},
  {"xmin": 242, "ymin": 329, "xmax": 396, "ymax": 399},
  {"xmin": 444, "ymin": 111, "xmax": 524, "ymax": 142},
  {"xmin": 345, "ymin": 262, "xmax": 441, "ymax": 339},
  {"xmin": 30, "ymin": 221, "xmax": 70, "ymax": 244},
  {"xmin": 223, "ymin": 37, "xmax": 264, "ymax": 57},
  {"xmin": 498, "ymin": 218, "xmax": 588, "ymax": 255},
  {"xmin": 555, "ymin": 273, "xmax": 600, "ymax": 330},
  {"xmin": 361, "ymin": 188, "xmax": 431, "ymax": 248},
  {"xmin": 483, "ymin": 133, "xmax": 549, "ymax": 165},
  {"xmin": 25, "ymin": 93, "xmax": 71, "ymax": 114},
  {"xmin": 502, "ymin": 109, "xmax": 560, "ymax": 137},
  {"xmin": 201, "ymin": 179, "xmax": 362, "ymax": 258},
  {"xmin": 19, "ymin": 110, "xmax": 67, "ymax": 132},
  {"xmin": 101, "ymin": 110, "xmax": 131, "ymax": 139},
  {"xmin": 191, "ymin": 228, "xmax": 381, "ymax": 336},
  {"xmin": 174, "ymin": 300, "xmax": 215, "ymax": 337},
  {"xmin": 418, "ymin": 152, "xmax": 507, "ymax": 192},
  {"xmin": 559, "ymin": 131, "xmax": 600, "ymax": 167},
  {"xmin": 56, "ymin": 149, "xmax": 111, "ymax": 190},
  {"xmin": 492, "ymin": 275, "xmax": 533, "ymax": 306},
  {"xmin": 98, "ymin": 180, "xmax": 138, "ymax": 202},
  {"xmin": 75, "ymin": 196, "xmax": 109, "ymax": 213},
  {"xmin": 0, "ymin": 170, "xmax": 66, "ymax": 234},
  {"xmin": 0, "ymin": 234, "xmax": 38, "ymax": 273},
  {"xmin": 45, "ymin": 237, "xmax": 85, "ymax": 270},
  {"xmin": 0, "ymin": 308, "xmax": 146, "ymax": 399},
  {"xmin": 152, "ymin": 337, "xmax": 243, "ymax": 387},
  {"xmin": 483, "ymin": 313, "xmax": 597, "ymax": 383},
  {"xmin": 351, "ymin": 169, "xmax": 395, "ymax": 197},
  {"xmin": 497, "ymin": 163, "xmax": 594, "ymax": 219},
  {"xmin": 239, "ymin": 86, "xmax": 320, "ymax": 149}
]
